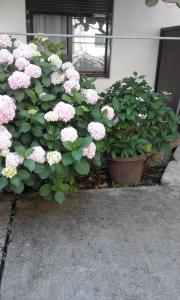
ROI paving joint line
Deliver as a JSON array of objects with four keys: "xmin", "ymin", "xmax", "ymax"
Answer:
[{"xmin": 0, "ymin": 199, "xmax": 16, "ymax": 289}]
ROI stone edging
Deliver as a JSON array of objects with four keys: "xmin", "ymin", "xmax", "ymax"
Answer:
[{"xmin": 161, "ymin": 145, "xmax": 180, "ymax": 188}]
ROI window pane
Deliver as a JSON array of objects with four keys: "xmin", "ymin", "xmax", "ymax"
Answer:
[
  {"xmin": 72, "ymin": 17, "xmax": 107, "ymax": 73},
  {"xmin": 33, "ymin": 14, "xmax": 67, "ymax": 44}
]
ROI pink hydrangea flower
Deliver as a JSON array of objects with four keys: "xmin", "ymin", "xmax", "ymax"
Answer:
[
  {"xmin": 0, "ymin": 49, "xmax": 13, "ymax": 65},
  {"xmin": 48, "ymin": 54, "xmax": 62, "ymax": 68},
  {"xmin": 83, "ymin": 89, "xmax": 99, "ymax": 105},
  {"xmin": 5, "ymin": 152, "xmax": 24, "ymax": 168},
  {"xmin": 0, "ymin": 125, "xmax": 12, "ymax": 150},
  {"xmin": 87, "ymin": 122, "xmax": 106, "ymax": 141},
  {"xmin": 13, "ymin": 43, "xmax": 34, "ymax": 59},
  {"xmin": 60, "ymin": 127, "xmax": 78, "ymax": 143},
  {"xmin": 28, "ymin": 146, "xmax": 46, "ymax": 164},
  {"xmin": 65, "ymin": 68, "xmax": 80, "ymax": 81},
  {"xmin": 8, "ymin": 71, "xmax": 31, "ymax": 90},
  {"xmin": 0, "ymin": 34, "xmax": 12, "ymax": 48},
  {"xmin": 61, "ymin": 62, "xmax": 74, "ymax": 70},
  {"xmin": 64, "ymin": 79, "xmax": 80, "ymax": 95},
  {"xmin": 15, "ymin": 57, "xmax": 29, "ymax": 71},
  {"xmin": 25, "ymin": 64, "xmax": 42, "ymax": 79},
  {"xmin": 50, "ymin": 72, "xmax": 65, "ymax": 85},
  {"xmin": 101, "ymin": 105, "xmax": 115, "ymax": 120},
  {"xmin": 83, "ymin": 142, "xmax": 96, "ymax": 159},
  {"xmin": 53, "ymin": 101, "xmax": 75, "ymax": 123},
  {"xmin": 0, "ymin": 95, "xmax": 16, "ymax": 124},
  {"xmin": 44, "ymin": 111, "xmax": 58, "ymax": 122}
]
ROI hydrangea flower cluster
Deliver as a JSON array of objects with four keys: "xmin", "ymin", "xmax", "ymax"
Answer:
[
  {"xmin": 83, "ymin": 89, "xmax": 99, "ymax": 105},
  {"xmin": 0, "ymin": 34, "xmax": 12, "ymax": 48},
  {"xmin": 63, "ymin": 79, "xmax": 80, "ymax": 95},
  {"xmin": 53, "ymin": 101, "xmax": 75, "ymax": 123},
  {"xmin": 5, "ymin": 152, "xmax": 24, "ymax": 168},
  {"xmin": 15, "ymin": 57, "xmax": 29, "ymax": 71},
  {"xmin": 0, "ymin": 96, "xmax": 16, "ymax": 124},
  {"xmin": 48, "ymin": 54, "xmax": 62, "ymax": 68},
  {"xmin": 50, "ymin": 72, "xmax": 64, "ymax": 85},
  {"xmin": 83, "ymin": 142, "xmax": 96, "ymax": 159},
  {"xmin": 0, "ymin": 125, "xmax": 12, "ymax": 151},
  {"xmin": 101, "ymin": 105, "xmax": 115, "ymax": 121},
  {"xmin": 28, "ymin": 146, "xmax": 46, "ymax": 164},
  {"xmin": 60, "ymin": 127, "xmax": 78, "ymax": 143},
  {"xmin": 0, "ymin": 49, "xmax": 13, "ymax": 65},
  {"xmin": 47, "ymin": 151, "xmax": 62, "ymax": 166},
  {"xmin": 25, "ymin": 64, "xmax": 42, "ymax": 79},
  {"xmin": 0, "ymin": 34, "xmax": 110, "ymax": 203},
  {"xmin": 87, "ymin": 122, "xmax": 106, "ymax": 141},
  {"xmin": 8, "ymin": 71, "xmax": 31, "ymax": 90}
]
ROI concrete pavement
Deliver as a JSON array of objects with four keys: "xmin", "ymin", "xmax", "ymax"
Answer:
[{"xmin": 0, "ymin": 186, "xmax": 180, "ymax": 300}]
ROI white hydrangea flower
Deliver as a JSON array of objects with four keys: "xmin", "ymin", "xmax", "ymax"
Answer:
[
  {"xmin": 101, "ymin": 105, "xmax": 115, "ymax": 121},
  {"xmin": 50, "ymin": 72, "xmax": 65, "ymax": 85},
  {"xmin": 60, "ymin": 127, "xmax": 78, "ymax": 143},
  {"xmin": 44, "ymin": 111, "xmax": 59, "ymax": 122},
  {"xmin": 87, "ymin": 122, "xmax": 106, "ymax": 141},
  {"xmin": 138, "ymin": 113, "xmax": 147, "ymax": 120},
  {"xmin": 47, "ymin": 151, "xmax": 62, "ymax": 166},
  {"xmin": 83, "ymin": 89, "xmax": 99, "ymax": 105}
]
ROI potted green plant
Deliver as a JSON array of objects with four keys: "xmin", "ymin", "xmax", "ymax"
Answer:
[{"xmin": 102, "ymin": 73, "xmax": 180, "ymax": 184}]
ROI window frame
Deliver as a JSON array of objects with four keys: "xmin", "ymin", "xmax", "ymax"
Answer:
[{"xmin": 26, "ymin": 10, "xmax": 112, "ymax": 78}]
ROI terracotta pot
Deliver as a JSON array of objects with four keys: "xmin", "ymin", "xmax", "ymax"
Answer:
[{"xmin": 107, "ymin": 155, "xmax": 145, "ymax": 184}]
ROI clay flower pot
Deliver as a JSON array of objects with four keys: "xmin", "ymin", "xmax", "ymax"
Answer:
[{"xmin": 107, "ymin": 155, "xmax": 145, "ymax": 184}]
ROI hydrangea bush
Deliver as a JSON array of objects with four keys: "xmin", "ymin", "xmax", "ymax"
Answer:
[
  {"xmin": 102, "ymin": 73, "xmax": 180, "ymax": 158},
  {"xmin": 0, "ymin": 34, "xmax": 113, "ymax": 203}
]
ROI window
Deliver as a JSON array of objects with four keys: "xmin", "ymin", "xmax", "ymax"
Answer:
[{"xmin": 26, "ymin": 0, "xmax": 113, "ymax": 77}]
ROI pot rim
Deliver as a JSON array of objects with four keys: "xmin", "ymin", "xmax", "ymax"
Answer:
[{"xmin": 107, "ymin": 154, "xmax": 145, "ymax": 162}]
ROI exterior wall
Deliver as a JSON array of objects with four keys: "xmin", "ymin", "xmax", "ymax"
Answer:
[
  {"xmin": 96, "ymin": 0, "xmax": 180, "ymax": 91},
  {"xmin": 0, "ymin": 0, "xmax": 26, "ymax": 42},
  {"xmin": 0, "ymin": 0, "xmax": 180, "ymax": 91}
]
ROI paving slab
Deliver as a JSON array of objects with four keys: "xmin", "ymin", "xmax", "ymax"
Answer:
[
  {"xmin": 161, "ymin": 161, "xmax": 180, "ymax": 187},
  {"xmin": 0, "ymin": 186, "xmax": 180, "ymax": 300},
  {"xmin": 0, "ymin": 198, "xmax": 11, "ymax": 260}
]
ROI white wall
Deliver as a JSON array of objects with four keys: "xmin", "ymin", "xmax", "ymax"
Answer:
[
  {"xmin": 96, "ymin": 0, "xmax": 180, "ymax": 91},
  {"xmin": 0, "ymin": 0, "xmax": 26, "ymax": 42}
]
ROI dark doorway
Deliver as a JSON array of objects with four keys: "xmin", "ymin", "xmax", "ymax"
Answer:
[{"xmin": 155, "ymin": 26, "xmax": 180, "ymax": 114}]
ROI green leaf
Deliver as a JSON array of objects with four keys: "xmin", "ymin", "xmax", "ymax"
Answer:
[
  {"xmin": 0, "ymin": 177, "xmax": 8, "ymax": 190},
  {"xmin": 10, "ymin": 175, "xmax": 21, "ymax": 187},
  {"xmin": 18, "ymin": 169, "xmax": 30, "ymax": 180},
  {"xmin": 74, "ymin": 158, "xmax": 90, "ymax": 175},
  {"xmin": 42, "ymin": 77, "xmax": 51, "ymax": 87},
  {"xmin": 112, "ymin": 97, "xmax": 120, "ymax": 112},
  {"xmin": 32, "ymin": 127, "xmax": 43, "ymax": 137},
  {"xmin": 41, "ymin": 94, "xmax": 56, "ymax": 102},
  {"xmin": 78, "ymin": 136, "xmax": 92, "ymax": 147},
  {"xmin": 39, "ymin": 184, "xmax": 51, "ymax": 197},
  {"xmin": 20, "ymin": 122, "xmax": 31, "ymax": 133},
  {"xmin": 24, "ymin": 160, "xmax": 36, "ymax": 172},
  {"xmin": 55, "ymin": 191, "xmax": 65, "ymax": 204},
  {"xmin": 11, "ymin": 182, "xmax": 24, "ymax": 194},
  {"xmin": 62, "ymin": 153, "xmax": 74, "ymax": 166},
  {"xmin": 33, "ymin": 113, "xmax": 45, "ymax": 125},
  {"xmin": 63, "ymin": 142, "xmax": 74, "ymax": 151},
  {"xmin": 72, "ymin": 149, "xmax": 83, "ymax": 161},
  {"xmin": 24, "ymin": 88, "xmax": 36, "ymax": 99},
  {"xmin": 14, "ymin": 91, "xmax": 25, "ymax": 101},
  {"xmin": 35, "ymin": 82, "xmax": 43, "ymax": 95},
  {"xmin": 0, "ymin": 72, "xmax": 6, "ymax": 83}
]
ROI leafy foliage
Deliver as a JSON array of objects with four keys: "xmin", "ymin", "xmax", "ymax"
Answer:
[{"xmin": 102, "ymin": 73, "xmax": 180, "ymax": 158}]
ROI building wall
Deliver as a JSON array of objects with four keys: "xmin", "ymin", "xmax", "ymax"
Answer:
[
  {"xmin": 0, "ymin": 0, "xmax": 180, "ymax": 91},
  {"xmin": 0, "ymin": 0, "xmax": 26, "ymax": 42},
  {"xmin": 96, "ymin": 0, "xmax": 180, "ymax": 91}
]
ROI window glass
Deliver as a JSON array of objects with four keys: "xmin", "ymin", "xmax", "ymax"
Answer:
[{"xmin": 72, "ymin": 16, "xmax": 107, "ymax": 74}]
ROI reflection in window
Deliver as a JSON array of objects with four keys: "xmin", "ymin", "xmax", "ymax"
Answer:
[{"xmin": 71, "ymin": 16, "xmax": 110, "ymax": 76}]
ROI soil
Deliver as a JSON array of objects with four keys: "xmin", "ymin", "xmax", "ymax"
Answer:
[{"xmin": 76, "ymin": 166, "xmax": 165, "ymax": 190}]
